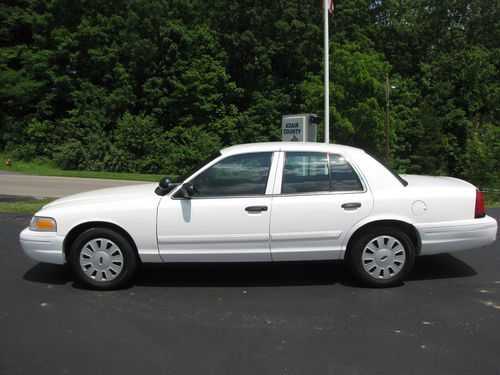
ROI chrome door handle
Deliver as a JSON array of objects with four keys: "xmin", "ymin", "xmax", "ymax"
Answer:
[
  {"xmin": 245, "ymin": 206, "xmax": 268, "ymax": 212},
  {"xmin": 341, "ymin": 202, "xmax": 361, "ymax": 209}
]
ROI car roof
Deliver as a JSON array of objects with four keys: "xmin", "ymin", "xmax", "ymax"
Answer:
[{"xmin": 220, "ymin": 142, "xmax": 365, "ymax": 156}]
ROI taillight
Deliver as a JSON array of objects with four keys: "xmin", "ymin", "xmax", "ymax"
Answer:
[{"xmin": 475, "ymin": 189, "xmax": 485, "ymax": 218}]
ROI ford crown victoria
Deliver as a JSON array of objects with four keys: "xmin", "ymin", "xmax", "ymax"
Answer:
[{"xmin": 20, "ymin": 142, "xmax": 498, "ymax": 289}]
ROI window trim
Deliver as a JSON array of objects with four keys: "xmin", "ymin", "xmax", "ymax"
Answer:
[
  {"xmin": 171, "ymin": 151, "xmax": 276, "ymax": 200},
  {"xmin": 277, "ymin": 151, "xmax": 367, "ymax": 196}
]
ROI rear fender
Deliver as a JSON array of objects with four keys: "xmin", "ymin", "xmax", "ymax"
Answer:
[{"xmin": 340, "ymin": 214, "xmax": 418, "ymax": 259}]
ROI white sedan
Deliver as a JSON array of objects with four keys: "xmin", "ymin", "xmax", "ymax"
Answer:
[{"xmin": 20, "ymin": 142, "xmax": 497, "ymax": 289}]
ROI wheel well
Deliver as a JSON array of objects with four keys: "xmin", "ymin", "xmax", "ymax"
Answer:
[
  {"xmin": 345, "ymin": 220, "xmax": 421, "ymax": 257},
  {"xmin": 63, "ymin": 221, "xmax": 140, "ymax": 262}
]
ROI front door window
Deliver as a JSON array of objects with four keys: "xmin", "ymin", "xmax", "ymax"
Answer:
[{"xmin": 190, "ymin": 152, "xmax": 273, "ymax": 197}]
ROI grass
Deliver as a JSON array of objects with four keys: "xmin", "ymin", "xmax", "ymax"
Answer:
[
  {"xmin": 483, "ymin": 191, "xmax": 500, "ymax": 209},
  {"xmin": 0, "ymin": 153, "xmax": 163, "ymax": 182},
  {"xmin": 0, "ymin": 198, "xmax": 54, "ymax": 214}
]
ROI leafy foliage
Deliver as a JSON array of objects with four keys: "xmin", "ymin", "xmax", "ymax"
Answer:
[{"xmin": 0, "ymin": 0, "xmax": 498, "ymax": 188}]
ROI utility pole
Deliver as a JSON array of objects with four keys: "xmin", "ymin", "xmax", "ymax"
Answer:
[
  {"xmin": 323, "ymin": 0, "xmax": 331, "ymax": 143},
  {"xmin": 385, "ymin": 76, "xmax": 391, "ymax": 164}
]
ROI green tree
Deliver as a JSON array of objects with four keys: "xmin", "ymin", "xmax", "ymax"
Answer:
[
  {"xmin": 299, "ymin": 42, "xmax": 389, "ymax": 157},
  {"xmin": 462, "ymin": 125, "xmax": 500, "ymax": 188},
  {"xmin": 0, "ymin": 0, "xmax": 497, "ymax": 187}
]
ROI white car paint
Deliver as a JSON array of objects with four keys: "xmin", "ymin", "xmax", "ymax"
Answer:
[
  {"xmin": 21, "ymin": 183, "xmax": 162, "ymax": 264},
  {"xmin": 157, "ymin": 196, "xmax": 273, "ymax": 262},
  {"xmin": 20, "ymin": 142, "xmax": 497, "ymax": 268}
]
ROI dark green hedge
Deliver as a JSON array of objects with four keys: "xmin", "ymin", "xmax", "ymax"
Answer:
[{"xmin": 0, "ymin": 0, "xmax": 498, "ymax": 187}]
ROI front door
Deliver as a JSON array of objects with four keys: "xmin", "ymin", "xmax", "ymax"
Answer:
[{"xmin": 157, "ymin": 152, "xmax": 276, "ymax": 262}]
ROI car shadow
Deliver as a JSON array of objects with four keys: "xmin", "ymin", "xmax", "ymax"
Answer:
[
  {"xmin": 408, "ymin": 253, "xmax": 477, "ymax": 281},
  {"xmin": 135, "ymin": 261, "xmax": 349, "ymax": 288},
  {"xmin": 23, "ymin": 253, "xmax": 477, "ymax": 289},
  {"xmin": 23, "ymin": 263, "xmax": 73, "ymax": 285}
]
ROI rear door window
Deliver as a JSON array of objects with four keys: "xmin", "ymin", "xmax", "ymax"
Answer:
[
  {"xmin": 281, "ymin": 152, "xmax": 363, "ymax": 194},
  {"xmin": 329, "ymin": 154, "xmax": 363, "ymax": 191},
  {"xmin": 282, "ymin": 152, "xmax": 330, "ymax": 193}
]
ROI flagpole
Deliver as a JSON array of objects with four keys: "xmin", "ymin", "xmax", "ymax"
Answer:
[{"xmin": 324, "ymin": 0, "xmax": 330, "ymax": 143}]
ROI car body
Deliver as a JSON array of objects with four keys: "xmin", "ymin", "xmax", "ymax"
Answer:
[{"xmin": 20, "ymin": 142, "xmax": 498, "ymax": 289}]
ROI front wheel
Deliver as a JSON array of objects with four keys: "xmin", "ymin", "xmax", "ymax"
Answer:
[
  {"xmin": 70, "ymin": 228, "xmax": 137, "ymax": 290},
  {"xmin": 348, "ymin": 227, "xmax": 415, "ymax": 287}
]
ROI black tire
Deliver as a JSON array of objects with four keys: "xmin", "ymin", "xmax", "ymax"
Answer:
[
  {"xmin": 348, "ymin": 227, "xmax": 415, "ymax": 287},
  {"xmin": 70, "ymin": 227, "xmax": 137, "ymax": 290}
]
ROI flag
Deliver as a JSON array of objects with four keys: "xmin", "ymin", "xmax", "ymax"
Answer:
[{"xmin": 322, "ymin": 0, "xmax": 334, "ymax": 12}]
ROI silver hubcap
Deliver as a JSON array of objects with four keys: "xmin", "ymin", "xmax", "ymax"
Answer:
[
  {"xmin": 361, "ymin": 235, "xmax": 406, "ymax": 280},
  {"xmin": 79, "ymin": 238, "xmax": 124, "ymax": 282}
]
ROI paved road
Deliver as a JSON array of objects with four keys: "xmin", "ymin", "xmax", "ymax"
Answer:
[
  {"xmin": 0, "ymin": 210, "xmax": 498, "ymax": 375},
  {"xmin": 0, "ymin": 172, "xmax": 150, "ymax": 198}
]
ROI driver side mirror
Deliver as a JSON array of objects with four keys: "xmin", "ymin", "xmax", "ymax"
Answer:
[
  {"xmin": 159, "ymin": 177, "xmax": 174, "ymax": 190},
  {"xmin": 155, "ymin": 177, "xmax": 179, "ymax": 196}
]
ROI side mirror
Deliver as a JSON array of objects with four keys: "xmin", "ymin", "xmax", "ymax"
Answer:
[
  {"xmin": 155, "ymin": 177, "xmax": 179, "ymax": 196},
  {"xmin": 159, "ymin": 177, "xmax": 173, "ymax": 189},
  {"xmin": 179, "ymin": 183, "xmax": 194, "ymax": 199}
]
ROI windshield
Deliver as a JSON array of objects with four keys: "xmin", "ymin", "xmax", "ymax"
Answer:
[
  {"xmin": 178, "ymin": 152, "xmax": 221, "ymax": 182},
  {"xmin": 155, "ymin": 152, "xmax": 221, "ymax": 196}
]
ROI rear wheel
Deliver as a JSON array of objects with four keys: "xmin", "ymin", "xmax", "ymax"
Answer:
[
  {"xmin": 348, "ymin": 227, "xmax": 415, "ymax": 287},
  {"xmin": 70, "ymin": 228, "xmax": 137, "ymax": 290}
]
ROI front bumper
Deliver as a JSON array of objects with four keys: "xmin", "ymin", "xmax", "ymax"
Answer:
[
  {"xmin": 416, "ymin": 215, "xmax": 498, "ymax": 255},
  {"xmin": 19, "ymin": 228, "xmax": 66, "ymax": 264}
]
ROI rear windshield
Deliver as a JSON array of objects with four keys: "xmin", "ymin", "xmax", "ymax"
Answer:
[
  {"xmin": 368, "ymin": 153, "xmax": 408, "ymax": 187},
  {"xmin": 386, "ymin": 166, "xmax": 408, "ymax": 186}
]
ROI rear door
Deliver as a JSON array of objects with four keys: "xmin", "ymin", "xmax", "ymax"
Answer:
[{"xmin": 270, "ymin": 152, "xmax": 373, "ymax": 261}]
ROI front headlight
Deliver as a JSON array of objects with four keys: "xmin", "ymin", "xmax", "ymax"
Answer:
[{"xmin": 29, "ymin": 216, "xmax": 57, "ymax": 232}]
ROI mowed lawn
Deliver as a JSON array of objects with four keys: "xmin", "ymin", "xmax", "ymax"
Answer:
[
  {"xmin": 0, "ymin": 153, "xmax": 163, "ymax": 182},
  {"xmin": 0, "ymin": 198, "xmax": 54, "ymax": 214}
]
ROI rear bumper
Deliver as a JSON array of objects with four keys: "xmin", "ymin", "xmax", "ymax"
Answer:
[
  {"xmin": 19, "ymin": 228, "xmax": 66, "ymax": 265},
  {"xmin": 416, "ymin": 215, "xmax": 498, "ymax": 255}
]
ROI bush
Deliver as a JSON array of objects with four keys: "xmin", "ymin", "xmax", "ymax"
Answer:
[
  {"xmin": 111, "ymin": 112, "xmax": 166, "ymax": 173},
  {"xmin": 163, "ymin": 126, "xmax": 222, "ymax": 178},
  {"xmin": 9, "ymin": 143, "xmax": 38, "ymax": 161},
  {"xmin": 53, "ymin": 140, "xmax": 87, "ymax": 170},
  {"xmin": 462, "ymin": 124, "xmax": 500, "ymax": 189},
  {"xmin": 103, "ymin": 145, "xmax": 136, "ymax": 173}
]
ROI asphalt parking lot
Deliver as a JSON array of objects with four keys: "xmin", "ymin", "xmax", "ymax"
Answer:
[{"xmin": 1, "ymin": 211, "xmax": 499, "ymax": 375}]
